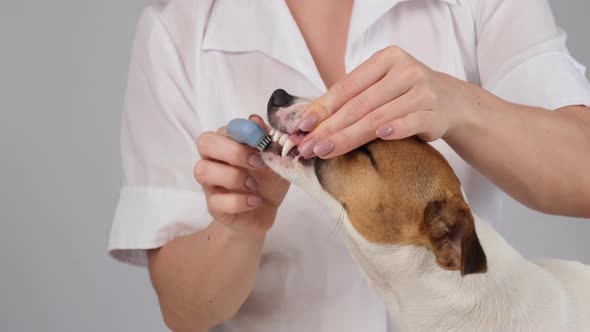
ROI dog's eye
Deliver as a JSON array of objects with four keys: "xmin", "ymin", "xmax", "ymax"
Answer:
[{"xmin": 358, "ymin": 145, "xmax": 378, "ymax": 171}]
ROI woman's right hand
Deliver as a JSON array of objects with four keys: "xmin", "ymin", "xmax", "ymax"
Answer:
[
  {"xmin": 194, "ymin": 115, "xmax": 290, "ymax": 239},
  {"xmin": 150, "ymin": 115, "xmax": 289, "ymax": 331}
]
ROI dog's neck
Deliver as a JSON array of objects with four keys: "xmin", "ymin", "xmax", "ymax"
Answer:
[{"xmin": 340, "ymin": 215, "xmax": 565, "ymax": 331}]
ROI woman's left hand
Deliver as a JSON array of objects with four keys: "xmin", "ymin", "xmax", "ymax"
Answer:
[{"xmin": 298, "ymin": 46, "xmax": 473, "ymax": 159}]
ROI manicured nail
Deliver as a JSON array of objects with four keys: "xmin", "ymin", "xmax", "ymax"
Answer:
[
  {"xmin": 298, "ymin": 114, "xmax": 317, "ymax": 132},
  {"xmin": 248, "ymin": 154, "xmax": 265, "ymax": 168},
  {"xmin": 298, "ymin": 138, "xmax": 317, "ymax": 158},
  {"xmin": 247, "ymin": 196, "xmax": 263, "ymax": 207},
  {"xmin": 376, "ymin": 126, "xmax": 394, "ymax": 138},
  {"xmin": 313, "ymin": 140, "xmax": 335, "ymax": 156},
  {"xmin": 245, "ymin": 177, "xmax": 258, "ymax": 191}
]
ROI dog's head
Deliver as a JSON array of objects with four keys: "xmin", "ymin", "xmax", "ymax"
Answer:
[{"xmin": 262, "ymin": 89, "xmax": 487, "ymax": 276}]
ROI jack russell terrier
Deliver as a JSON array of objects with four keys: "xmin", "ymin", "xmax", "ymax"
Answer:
[{"xmin": 260, "ymin": 89, "xmax": 590, "ymax": 332}]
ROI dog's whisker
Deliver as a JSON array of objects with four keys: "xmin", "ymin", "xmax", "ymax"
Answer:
[
  {"xmin": 337, "ymin": 206, "xmax": 345, "ymax": 233},
  {"xmin": 329, "ymin": 205, "xmax": 346, "ymax": 239}
]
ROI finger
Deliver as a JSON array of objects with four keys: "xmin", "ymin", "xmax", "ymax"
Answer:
[
  {"xmin": 304, "ymin": 71, "xmax": 414, "ymax": 144},
  {"xmin": 377, "ymin": 111, "xmax": 446, "ymax": 142},
  {"xmin": 197, "ymin": 131, "xmax": 266, "ymax": 169},
  {"xmin": 194, "ymin": 159, "xmax": 257, "ymax": 192},
  {"xmin": 299, "ymin": 48, "xmax": 402, "ymax": 132},
  {"xmin": 207, "ymin": 190, "xmax": 263, "ymax": 215},
  {"xmin": 312, "ymin": 126, "xmax": 376, "ymax": 159},
  {"xmin": 217, "ymin": 126, "xmax": 227, "ymax": 135},
  {"xmin": 312, "ymin": 92, "xmax": 419, "ymax": 158},
  {"xmin": 255, "ymin": 169, "xmax": 290, "ymax": 204},
  {"xmin": 248, "ymin": 114, "xmax": 270, "ymax": 133}
]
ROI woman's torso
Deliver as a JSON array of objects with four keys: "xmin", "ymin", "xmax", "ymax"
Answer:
[{"xmin": 192, "ymin": 1, "xmax": 504, "ymax": 330}]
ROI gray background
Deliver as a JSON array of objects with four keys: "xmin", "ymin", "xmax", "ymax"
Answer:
[{"xmin": 1, "ymin": 1, "xmax": 588, "ymax": 331}]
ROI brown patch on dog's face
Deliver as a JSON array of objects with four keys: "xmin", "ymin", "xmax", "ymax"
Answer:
[{"xmin": 315, "ymin": 138, "xmax": 487, "ymax": 275}]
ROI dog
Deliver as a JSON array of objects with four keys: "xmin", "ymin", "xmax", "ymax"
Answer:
[{"xmin": 260, "ymin": 89, "xmax": 590, "ymax": 332}]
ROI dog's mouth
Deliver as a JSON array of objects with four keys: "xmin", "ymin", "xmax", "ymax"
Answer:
[
  {"xmin": 264, "ymin": 126, "xmax": 315, "ymax": 165},
  {"xmin": 264, "ymin": 89, "xmax": 315, "ymax": 165}
]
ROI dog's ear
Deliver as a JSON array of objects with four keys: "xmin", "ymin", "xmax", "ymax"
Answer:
[{"xmin": 422, "ymin": 196, "xmax": 487, "ymax": 276}]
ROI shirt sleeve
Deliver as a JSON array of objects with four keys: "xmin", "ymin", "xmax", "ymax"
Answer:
[
  {"xmin": 475, "ymin": 0, "xmax": 590, "ymax": 110},
  {"xmin": 108, "ymin": 6, "xmax": 210, "ymax": 267}
]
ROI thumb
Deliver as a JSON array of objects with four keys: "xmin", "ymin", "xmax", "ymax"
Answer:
[{"xmin": 248, "ymin": 114, "xmax": 270, "ymax": 133}]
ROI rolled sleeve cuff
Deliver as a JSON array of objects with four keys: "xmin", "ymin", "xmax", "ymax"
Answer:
[
  {"xmin": 485, "ymin": 52, "xmax": 590, "ymax": 110},
  {"xmin": 108, "ymin": 186, "xmax": 211, "ymax": 267}
]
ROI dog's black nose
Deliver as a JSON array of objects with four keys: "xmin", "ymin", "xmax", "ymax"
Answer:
[{"xmin": 269, "ymin": 89, "xmax": 293, "ymax": 108}]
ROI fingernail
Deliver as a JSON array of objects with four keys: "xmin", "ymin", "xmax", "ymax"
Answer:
[
  {"xmin": 376, "ymin": 126, "xmax": 394, "ymax": 138},
  {"xmin": 313, "ymin": 140, "xmax": 335, "ymax": 156},
  {"xmin": 249, "ymin": 114, "xmax": 264, "ymax": 123},
  {"xmin": 298, "ymin": 114, "xmax": 317, "ymax": 132},
  {"xmin": 247, "ymin": 196, "xmax": 263, "ymax": 207},
  {"xmin": 249, "ymin": 154, "xmax": 265, "ymax": 168},
  {"xmin": 298, "ymin": 138, "xmax": 317, "ymax": 158},
  {"xmin": 245, "ymin": 176, "xmax": 258, "ymax": 191}
]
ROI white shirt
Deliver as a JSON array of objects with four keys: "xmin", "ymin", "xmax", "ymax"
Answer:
[{"xmin": 108, "ymin": 0, "xmax": 590, "ymax": 331}]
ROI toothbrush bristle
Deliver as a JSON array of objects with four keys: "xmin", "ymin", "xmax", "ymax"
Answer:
[{"xmin": 256, "ymin": 135, "xmax": 272, "ymax": 151}]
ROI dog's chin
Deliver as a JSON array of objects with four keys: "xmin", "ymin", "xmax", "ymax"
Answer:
[
  {"xmin": 262, "ymin": 152, "xmax": 343, "ymax": 215},
  {"xmin": 261, "ymin": 152, "xmax": 315, "ymax": 187}
]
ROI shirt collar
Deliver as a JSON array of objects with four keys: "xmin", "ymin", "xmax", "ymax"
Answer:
[
  {"xmin": 202, "ymin": 0, "xmax": 458, "ymax": 91},
  {"xmin": 348, "ymin": 0, "xmax": 457, "ymax": 50}
]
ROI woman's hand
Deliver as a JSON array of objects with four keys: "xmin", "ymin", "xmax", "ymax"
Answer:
[
  {"xmin": 195, "ymin": 115, "xmax": 290, "ymax": 239},
  {"xmin": 150, "ymin": 116, "xmax": 290, "ymax": 331},
  {"xmin": 297, "ymin": 46, "xmax": 472, "ymax": 158}
]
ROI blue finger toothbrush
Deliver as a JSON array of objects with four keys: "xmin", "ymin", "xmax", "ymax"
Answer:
[{"xmin": 227, "ymin": 118, "xmax": 272, "ymax": 152}]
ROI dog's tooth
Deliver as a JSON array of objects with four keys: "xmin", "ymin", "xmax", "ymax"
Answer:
[
  {"xmin": 273, "ymin": 130, "xmax": 282, "ymax": 142},
  {"xmin": 278, "ymin": 133, "xmax": 289, "ymax": 145},
  {"xmin": 281, "ymin": 139, "xmax": 296, "ymax": 157},
  {"xmin": 269, "ymin": 128, "xmax": 275, "ymax": 135}
]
